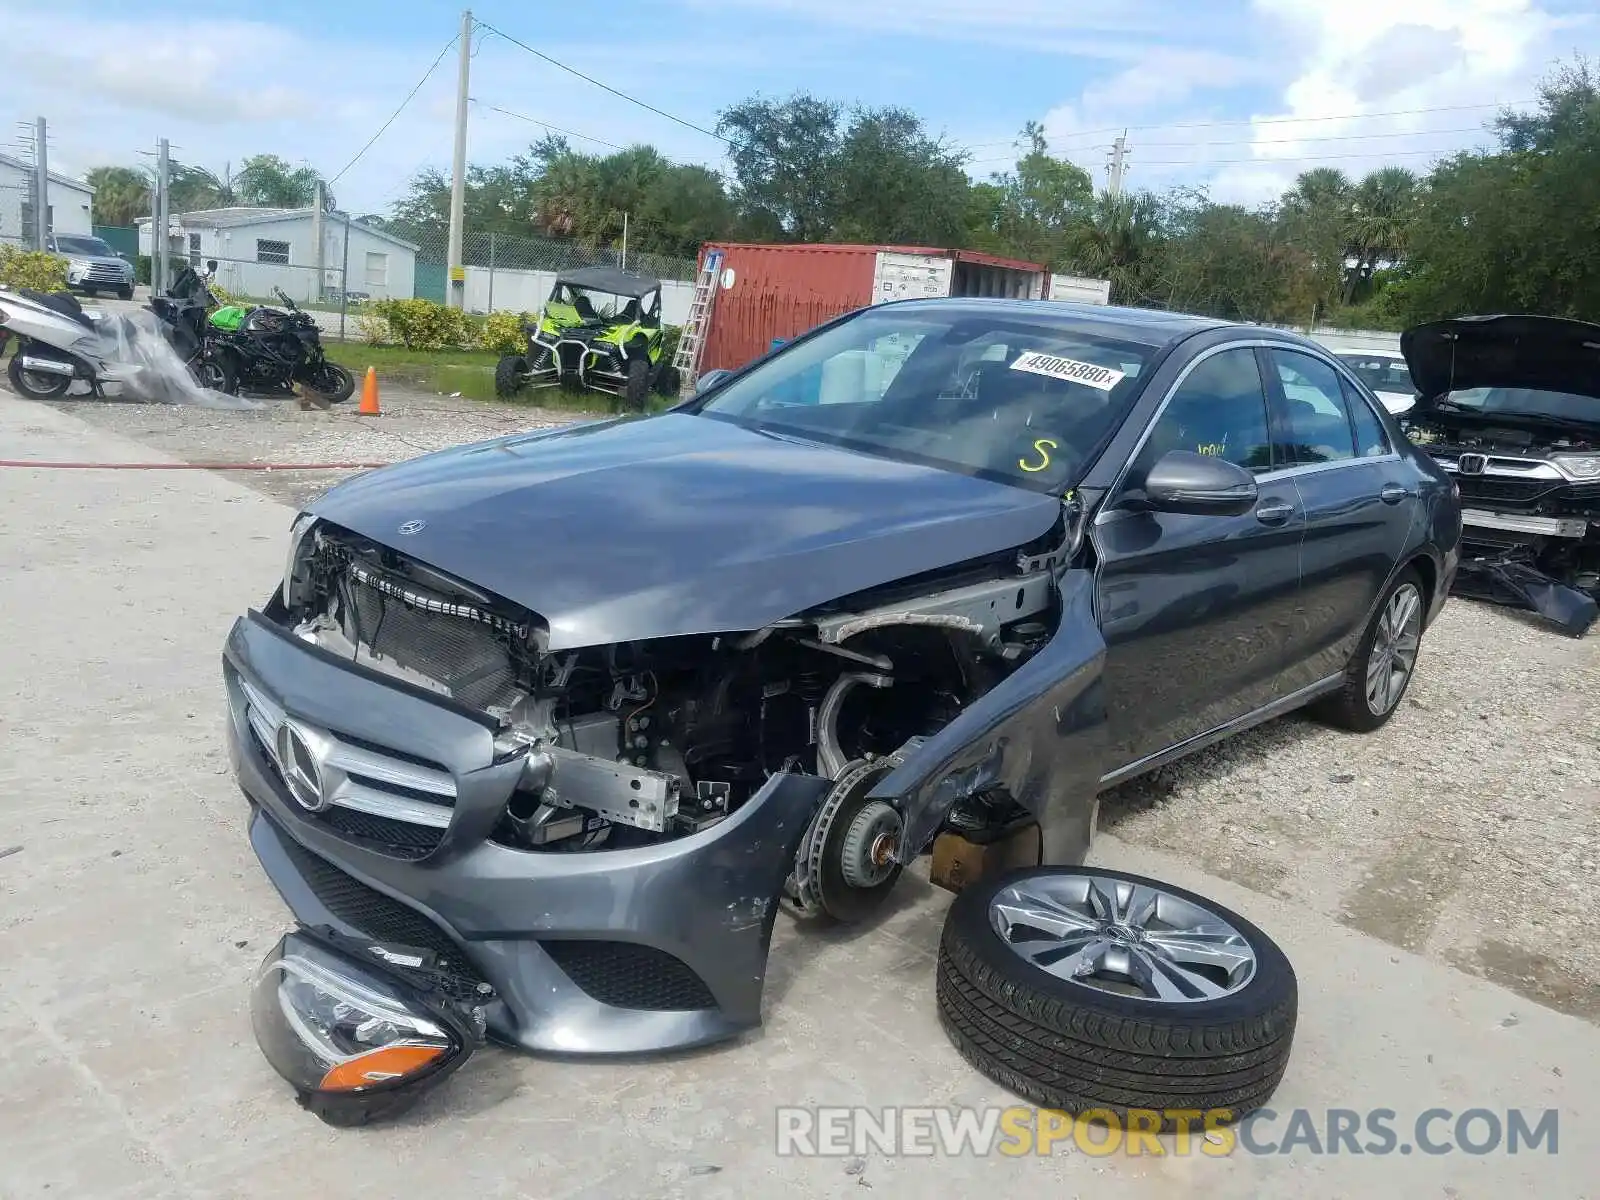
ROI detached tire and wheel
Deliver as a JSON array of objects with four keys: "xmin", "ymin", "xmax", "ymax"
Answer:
[
  {"xmin": 495, "ymin": 354, "xmax": 528, "ymax": 398},
  {"xmin": 7, "ymin": 353, "xmax": 73, "ymax": 400},
  {"xmin": 1312, "ymin": 567, "xmax": 1425, "ymax": 732},
  {"xmin": 936, "ymin": 866, "xmax": 1297, "ymax": 1128}
]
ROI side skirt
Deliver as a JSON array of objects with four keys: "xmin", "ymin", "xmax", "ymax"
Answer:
[{"xmin": 1098, "ymin": 673, "xmax": 1344, "ymax": 790}]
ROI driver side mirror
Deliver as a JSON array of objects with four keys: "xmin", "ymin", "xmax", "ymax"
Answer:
[
  {"xmin": 695, "ymin": 369, "xmax": 732, "ymax": 395},
  {"xmin": 1133, "ymin": 450, "xmax": 1259, "ymax": 516}
]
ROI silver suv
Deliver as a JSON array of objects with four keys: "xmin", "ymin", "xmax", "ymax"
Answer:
[{"xmin": 47, "ymin": 233, "xmax": 135, "ymax": 300}]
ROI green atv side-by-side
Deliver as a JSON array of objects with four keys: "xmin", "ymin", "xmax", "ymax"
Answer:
[{"xmin": 494, "ymin": 266, "xmax": 680, "ymax": 410}]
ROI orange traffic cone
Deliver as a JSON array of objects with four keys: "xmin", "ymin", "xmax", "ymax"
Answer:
[{"xmin": 358, "ymin": 366, "xmax": 381, "ymax": 416}]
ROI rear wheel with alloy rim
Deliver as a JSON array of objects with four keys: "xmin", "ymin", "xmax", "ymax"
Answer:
[
  {"xmin": 1313, "ymin": 568, "xmax": 1425, "ymax": 732},
  {"xmin": 936, "ymin": 866, "xmax": 1298, "ymax": 1127},
  {"xmin": 7, "ymin": 353, "xmax": 73, "ymax": 400}
]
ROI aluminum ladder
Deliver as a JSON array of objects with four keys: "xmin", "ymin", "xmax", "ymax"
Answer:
[{"xmin": 672, "ymin": 249, "xmax": 724, "ymax": 391}]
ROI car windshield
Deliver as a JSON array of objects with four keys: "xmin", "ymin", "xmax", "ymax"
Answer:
[
  {"xmin": 55, "ymin": 236, "xmax": 114, "ymax": 256},
  {"xmin": 694, "ymin": 308, "xmax": 1156, "ymax": 492},
  {"xmin": 1445, "ymin": 387, "xmax": 1600, "ymax": 424},
  {"xmin": 552, "ymin": 285, "xmax": 652, "ymax": 322},
  {"xmin": 1340, "ymin": 355, "xmax": 1414, "ymax": 395}
]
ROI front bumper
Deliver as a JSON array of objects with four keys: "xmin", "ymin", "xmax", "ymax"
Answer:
[{"xmin": 224, "ymin": 609, "xmax": 831, "ymax": 1055}]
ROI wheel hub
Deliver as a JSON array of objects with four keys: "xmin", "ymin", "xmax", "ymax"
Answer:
[{"xmin": 988, "ymin": 874, "xmax": 1258, "ymax": 1003}]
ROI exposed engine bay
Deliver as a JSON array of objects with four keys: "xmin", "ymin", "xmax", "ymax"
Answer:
[
  {"xmin": 1407, "ymin": 418, "xmax": 1600, "ymax": 636},
  {"xmin": 279, "ymin": 520, "xmax": 1065, "ymax": 913}
]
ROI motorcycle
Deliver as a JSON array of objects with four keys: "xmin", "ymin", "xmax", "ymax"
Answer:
[
  {"xmin": 151, "ymin": 267, "xmax": 238, "ymax": 394},
  {"xmin": 206, "ymin": 287, "xmax": 355, "ymax": 403},
  {"xmin": 0, "ymin": 285, "xmax": 206, "ymax": 403}
]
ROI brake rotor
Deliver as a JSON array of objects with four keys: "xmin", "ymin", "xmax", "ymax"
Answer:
[{"xmin": 799, "ymin": 757, "xmax": 905, "ymax": 923}]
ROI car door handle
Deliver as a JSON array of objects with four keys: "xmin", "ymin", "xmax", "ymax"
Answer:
[
  {"xmin": 1255, "ymin": 500, "xmax": 1296, "ymax": 525},
  {"xmin": 1380, "ymin": 483, "xmax": 1412, "ymax": 505}
]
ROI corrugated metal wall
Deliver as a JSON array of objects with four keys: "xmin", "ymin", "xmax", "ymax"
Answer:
[{"xmin": 699, "ymin": 244, "xmax": 877, "ymax": 373}]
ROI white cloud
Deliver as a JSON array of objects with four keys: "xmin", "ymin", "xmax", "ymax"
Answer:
[{"xmin": 1023, "ymin": 0, "xmax": 1598, "ymax": 205}]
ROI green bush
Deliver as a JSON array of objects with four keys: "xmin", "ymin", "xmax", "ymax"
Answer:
[
  {"xmin": 0, "ymin": 246, "xmax": 69, "ymax": 292},
  {"xmin": 479, "ymin": 310, "xmax": 533, "ymax": 355},
  {"xmin": 367, "ymin": 297, "xmax": 474, "ymax": 350},
  {"xmin": 659, "ymin": 324, "xmax": 682, "ymax": 366}
]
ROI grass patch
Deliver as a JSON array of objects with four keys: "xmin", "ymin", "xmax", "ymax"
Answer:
[{"xmin": 324, "ymin": 343, "xmax": 648, "ymax": 413}]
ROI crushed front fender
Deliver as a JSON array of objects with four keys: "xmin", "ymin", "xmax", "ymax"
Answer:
[{"xmin": 867, "ymin": 570, "xmax": 1108, "ymax": 866}]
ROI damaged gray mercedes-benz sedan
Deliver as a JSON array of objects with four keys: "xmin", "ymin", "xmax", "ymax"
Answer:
[{"xmin": 225, "ymin": 299, "xmax": 1459, "ymax": 1125}]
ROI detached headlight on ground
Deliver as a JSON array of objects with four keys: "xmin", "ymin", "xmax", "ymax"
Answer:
[
  {"xmin": 250, "ymin": 931, "xmax": 481, "ymax": 1126},
  {"xmin": 1551, "ymin": 453, "xmax": 1600, "ymax": 482}
]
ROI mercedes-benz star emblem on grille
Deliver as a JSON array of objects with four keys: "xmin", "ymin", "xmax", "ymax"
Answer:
[
  {"xmin": 398, "ymin": 519, "xmax": 426, "ymax": 535},
  {"xmin": 276, "ymin": 722, "xmax": 328, "ymax": 812},
  {"xmin": 1457, "ymin": 453, "xmax": 1488, "ymax": 475}
]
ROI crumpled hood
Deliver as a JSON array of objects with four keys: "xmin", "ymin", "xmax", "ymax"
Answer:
[
  {"xmin": 1402, "ymin": 314, "xmax": 1600, "ymax": 405},
  {"xmin": 309, "ymin": 413, "xmax": 1062, "ymax": 649}
]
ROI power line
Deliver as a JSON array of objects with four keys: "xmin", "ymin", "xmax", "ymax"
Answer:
[
  {"xmin": 329, "ymin": 32, "xmax": 460, "ymax": 185},
  {"xmin": 478, "ymin": 21, "xmax": 732, "ymax": 145},
  {"xmin": 954, "ymin": 98, "xmax": 1535, "ymax": 154},
  {"xmin": 1129, "ymin": 125, "xmax": 1489, "ymax": 149},
  {"xmin": 1133, "ymin": 146, "xmax": 1491, "ymax": 166},
  {"xmin": 470, "ymin": 101, "xmax": 629, "ymax": 153}
]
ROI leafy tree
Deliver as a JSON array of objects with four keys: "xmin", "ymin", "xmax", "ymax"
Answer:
[
  {"xmin": 85, "ymin": 166, "xmax": 151, "ymax": 227},
  {"xmin": 988, "ymin": 123, "xmax": 1095, "ymax": 264},
  {"xmin": 234, "ymin": 154, "xmax": 332, "ymax": 209},
  {"xmin": 717, "ymin": 93, "xmax": 842, "ymax": 241}
]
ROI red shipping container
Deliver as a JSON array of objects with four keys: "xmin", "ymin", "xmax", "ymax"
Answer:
[{"xmin": 695, "ymin": 243, "xmax": 1050, "ymax": 374}]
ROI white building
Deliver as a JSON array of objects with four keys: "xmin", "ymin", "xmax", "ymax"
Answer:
[
  {"xmin": 0, "ymin": 153, "xmax": 94, "ymax": 246},
  {"xmin": 137, "ymin": 207, "xmax": 417, "ymax": 303}
]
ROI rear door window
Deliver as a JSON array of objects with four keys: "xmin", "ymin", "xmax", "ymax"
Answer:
[
  {"xmin": 1342, "ymin": 378, "xmax": 1392, "ymax": 458},
  {"xmin": 1267, "ymin": 349, "xmax": 1358, "ymax": 465}
]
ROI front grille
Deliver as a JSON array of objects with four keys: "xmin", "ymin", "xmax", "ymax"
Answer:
[
  {"xmin": 344, "ymin": 574, "xmax": 522, "ymax": 712},
  {"xmin": 237, "ymin": 674, "xmax": 457, "ymax": 858},
  {"xmin": 542, "ymin": 940, "xmax": 716, "ymax": 1011},
  {"xmin": 322, "ymin": 808, "xmax": 445, "ymax": 860},
  {"xmin": 1456, "ymin": 477, "xmax": 1600, "ymax": 513},
  {"xmin": 273, "ymin": 823, "xmax": 489, "ymax": 996}
]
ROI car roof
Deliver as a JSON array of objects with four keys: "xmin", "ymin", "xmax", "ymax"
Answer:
[{"xmin": 873, "ymin": 298, "xmax": 1244, "ymax": 349}]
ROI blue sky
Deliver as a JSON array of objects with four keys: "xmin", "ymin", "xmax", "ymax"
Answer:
[{"xmin": 4, "ymin": 0, "xmax": 1597, "ymax": 217}]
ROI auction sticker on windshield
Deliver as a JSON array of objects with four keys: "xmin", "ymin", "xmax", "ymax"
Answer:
[{"xmin": 1010, "ymin": 351, "xmax": 1125, "ymax": 391}]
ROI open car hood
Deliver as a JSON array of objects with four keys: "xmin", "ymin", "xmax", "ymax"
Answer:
[
  {"xmin": 1402, "ymin": 315, "xmax": 1600, "ymax": 406},
  {"xmin": 307, "ymin": 413, "xmax": 1062, "ymax": 650}
]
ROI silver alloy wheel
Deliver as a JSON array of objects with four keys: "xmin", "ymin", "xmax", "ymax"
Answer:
[
  {"xmin": 988, "ymin": 874, "xmax": 1257, "ymax": 1003},
  {"xmin": 1365, "ymin": 582, "xmax": 1422, "ymax": 716}
]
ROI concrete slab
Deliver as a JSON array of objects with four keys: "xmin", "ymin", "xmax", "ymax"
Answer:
[{"xmin": 1, "ymin": 398, "xmax": 1595, "ymax": 1199}]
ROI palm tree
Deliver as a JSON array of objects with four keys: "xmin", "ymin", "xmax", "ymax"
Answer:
[
  {"xmin": 1344, "ymin": 167, "xmax": 1416, "ymax": 301},
  {"xmin": 1278, "ymin": 168, "xmax": 1354, "ymax": 314},
  {"xmin": 234, "ymin": 155, "xmax": 332, "ymax": 209},
  {"xmin": 84, "ymin": 166, "xmax": 151, "ymax": 227}
]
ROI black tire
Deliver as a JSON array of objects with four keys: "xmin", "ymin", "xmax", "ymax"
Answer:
[
  {"xmin": 7, "ymin": 352, "xmax": 73, "ymax": 400},
  {"xmin": 81, "ymin": 288, "xmax": 97, "ymax": 299},
  {"xmin": 495, "ymin": 354, "xmax": 528, "ymax": 398},
  {"xmin": 625, "ymin": 357, "xmax": 649, "ymax": 411},
  {"xmin": 306, "ymin": 362, "xmax": 355, "ymax": 404},
  {"xmin": 189, "ymin": 350, "xmax": 238, "ymax": 395},
  {"xmin": 118, "ymin": 286, "xmax": 134, "ymax": 301},
  {"xmin": 653, "ymin": 362, "xmax": 681, "ymax": 397},
  {"xmin": 1311, "ymin": 567, "xmax": 1425, "ymax": 732},
  {"xmin": 936, "ymin": 865, "xmax": 1297, "ymax": 1129}
]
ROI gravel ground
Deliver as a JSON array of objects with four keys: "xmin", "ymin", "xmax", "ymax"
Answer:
[
  {"xmin": 10, "ymin": 381, "xmax": 1600, "ymax": 1025},
  {"xmin": 38, "ymin": 386, "xmax": 596, "ymax": 510}
]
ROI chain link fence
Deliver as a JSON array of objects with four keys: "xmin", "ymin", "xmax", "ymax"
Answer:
[{"xmin": 406, "ymin": 226, "xmax": 699, "ymax": 324}]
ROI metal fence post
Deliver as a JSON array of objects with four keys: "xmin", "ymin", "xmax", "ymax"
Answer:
[
  {"xmin": 339, "ymin": 210, "xmax": 351, "ymax": 343},
  {"xmin": 488, "ymin": 230, "xmax": 496, "ymax": 313}
]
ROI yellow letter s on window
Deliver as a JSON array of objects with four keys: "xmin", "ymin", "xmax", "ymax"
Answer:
[{"xmin": 1019, "ymin": 438, "xmax": 1058, "ymax": 473}]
